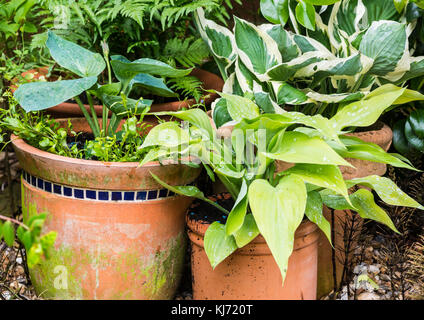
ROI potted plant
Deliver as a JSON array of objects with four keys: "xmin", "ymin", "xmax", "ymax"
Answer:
[
  {"xmin": 13, "ymin": 0, "xmax": 231, "ymax": 118},
  {"xmin": 193, "ymin": 5, "xmax": 424, "ymax": 296},
  {"xmin": 1, "ymin": 32, "xmax": 201, "ymax": 300},
  {"xmin": 138, "ymin": 86, "xmax": 424, "ymax": 299}
]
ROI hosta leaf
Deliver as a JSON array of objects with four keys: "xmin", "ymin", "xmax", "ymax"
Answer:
[
  {"xmin": 141, "ymin": 122, "xmax": 189, "ymax": 149},
  {"xmin": 249, "ymin": 176, "xmax": 307, "ymax": 283},
  {"xmin": 359, "ymin": 21, "xmax": 407, "ymax": 77},
  {"xmin": 233, "ymin": 214, "xmax": 260, "ymax": 248},
  {"xmin": 217, "ymin": 92, "xmax": 260, "ymax": 122},
  {"xmin": 264, "ymin": 132, "xmax": 352, "ymax": 166},
  {"xmin": 260, "ymin": 0, "xmax": 289, "ymax": 25},
  {"xmin": 212, "ymin": 98, "xmax": 232, "ymax": 128},
  {"xmin": 347, "ymin": 175, "xmax": 424, "ymax": 209},
  {"xmin": 295, "ymin": 0, "xmax": 316, "ymax": 31},
  {"xmin": 283, "ymin": 164, "xmax": 350, "ymax": 202},
  {"xmin": 234, "ymin": 16, "xmax": 282, "ymax": 80},
  {"xmin": 350, "ymin": 189, "xmax": 399, "ymax": 233},
  {"xmin": 305, "ymin": 191, "xmax": 331, "ymax": 244},
  {"xmin": 204, "ymin": 222, "xmax": 238, "ymax": 269},
  {"xmin": 275, "ymin": 82, "xmax": 308, "ymax": 105},
  {"xmin": 405, "ymin": 120, "xmax": 424, "ymax": 151},
  {"xmin": 225, "ymin": 179, "xmax": 248, "ymax": 236},
  {"xmin": 46, "ymin": 30, "xmax": 105, "ymax": 77},
  {"xmin": 259, "ymin": 25, "xmax": 300, "ymax": 61},
  {"xmin": 14, "ymin": 77, "xmax": 98, "ymax": 112}
]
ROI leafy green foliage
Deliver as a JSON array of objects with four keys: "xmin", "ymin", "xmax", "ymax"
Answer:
[{"xmin": 394, "ymin": 108, "xmax": 424, "ymax": 155}]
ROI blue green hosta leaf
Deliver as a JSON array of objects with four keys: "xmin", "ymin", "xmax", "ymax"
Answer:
[
  {"xmin": 131, "ymin": 73, "xmax": 177, "ymax": 97},
  {"xmin": 305, "ymin": 191, "xmax": 331, "ymax": 244},
  {"xmin": 233, "ymin": 213, "xmax": 260, "ymax": 248},
  {"xmin": 359, "ymin": 21, "xmax": 407, "ymax": 78},
  {"xmin": 225, "ymin": 179, "xmax": 248, "ymax": 236},
  {"xmin": 249, "ymin": 176, "xmax": 307, "ymax": 283},
  {"xmin": 141, "ymin": 122, "xmax": 190, "ymax": 149},
  {"xmin": 14, "ymin": 77, "xmax": 98, "ymax": 112},
  {"xmin": 350, "ymin": 189, "xmax": 399, "ymax": 233},
  {"xmin": 329, "ymin": 84, "xmax": 406, "ymax": 131},
  {"xmin": 347, "ymin": 175, "xmax": 424, "ymax": 209},
  {"xmin": 204, "ymin": 222, "xmax": 238, "ymax": 269},
  {"xmin": 234, "ymin": 16, "xmax": 282, "ymax": 81},
  {"xmin": 264, "ymin": 131, "xmax": 351, "ymax": 166},
  {"xmin": 46, "ymin": 30, "xmax": 105, "ymax": 77},
  {"xmin": 217, "ymin": 92, "xmax": 260, "ymax": 122},
  {"xmin": 283, "ymin": 164, "xmax": 350, "ymax": 202}
]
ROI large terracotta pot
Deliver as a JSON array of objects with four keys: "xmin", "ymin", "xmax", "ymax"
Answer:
[
  {"xmin": 11, "ymin": 119, "xmax": 201, "ymax": 300},
  {"xmin": 187, "ymin": 210, "xmax": 320, "ymax": 300},
  {"xmin": 12, "ymin": 68, "xmax": 224, "ymax": 118},
  {"xmin": 317, "ymin": 123, "xmax": 393, "ymax": 298}
]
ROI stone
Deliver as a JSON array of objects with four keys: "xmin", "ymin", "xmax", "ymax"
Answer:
[
  {"xmin": 368, "ymin": 265, "xmax": 380, "ymax": 274},
  {"xmin": 357, "ymin": 292, "xmax": 380, "ymax": 300}
]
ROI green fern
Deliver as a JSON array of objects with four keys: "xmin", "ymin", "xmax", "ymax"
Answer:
[
  {"xmin": 162, "ymin": 37, "xmax": 210, "ymax": 68},
  {"xmin": 168, "ymin": 76, "xmax": 204, "ymax": 102}
]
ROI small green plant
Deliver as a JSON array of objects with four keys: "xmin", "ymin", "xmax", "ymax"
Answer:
[{"xmin": 139, "ymin": 85, "xmax": 424, "ymax": 285}]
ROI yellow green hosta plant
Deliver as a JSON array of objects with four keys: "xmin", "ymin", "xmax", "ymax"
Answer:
[
  {"xmin": 194, "ymin": 5, "xmax": 424, "ymax": 126},
  {"xmin": 139, "ymin": 85, "xmax": 424, "ymax": 284}
]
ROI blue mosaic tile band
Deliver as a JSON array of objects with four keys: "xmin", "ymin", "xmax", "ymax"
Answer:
[{"xmin": 22, "ymin": 171, "xmax": 176, "ymax": 202}]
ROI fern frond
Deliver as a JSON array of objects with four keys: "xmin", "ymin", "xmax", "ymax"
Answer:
[
  {"xmin": 168, "ymin": 76, "xmax": 204, "ymax": 102},
  {"xmin": 162, "ymin": 37, "xmax": 210, "ymax": 68}
]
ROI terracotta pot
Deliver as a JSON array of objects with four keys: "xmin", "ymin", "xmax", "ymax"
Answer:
[
  {"xmin": 316, "ymin": 123, "xmax": 393, "ymax": 298},
  {"xmin": 11, "ymin": 118, "xmax": 201, "ymax": 300},
  {"xmin": 187, "ymin": 212, "xmax": 320, "ymax": 300},
  {"xmin": 12, "ymin": 68, "xmax": 224, "ymax": 118}
]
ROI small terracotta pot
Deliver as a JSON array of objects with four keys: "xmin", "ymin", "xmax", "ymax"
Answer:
[
  {"xmin": 187, "ymin": 210, "xmax": 320, "ymax": 300},
  {"xmin": 11, "ymin": 118, "xmax": 201, "ymax": 300},
  {"xmin": 12, "ymin": 68, "xmax": 223, "ymax": 118}
]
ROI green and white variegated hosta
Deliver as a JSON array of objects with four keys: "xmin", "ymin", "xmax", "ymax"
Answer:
[
  {"xmin": 13, "ymin": 31, "xmax": 192, "ymax": 138},
  {"xmin": 139, "ymin": 88, "xmax": 423, "ymax": 285},
  {"xmin": 194, "ymin": 5, "xmax": 424, "ymax": 127}
]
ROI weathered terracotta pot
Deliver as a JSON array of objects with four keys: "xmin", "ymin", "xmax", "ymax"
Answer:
[
  {"xmin": 12, "ymin": 68, "xmax": 224, "ymax": 118},
  {"xmin": 317, "ymin": 123, "xmax": 393, "ymax": 298},
  {"xmin": 11, "ymin": 119, "xmax": 201, "ymax": 300},
  {"xmin": 187, "ymin": 213, "xmax": 320, "ymax": 300}
]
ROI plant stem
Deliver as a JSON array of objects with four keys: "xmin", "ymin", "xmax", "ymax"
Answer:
[
  {"xmin": 331, "ymin": 208, "xmax": 338, "ymax": 298},
  {"xmin": 203, "ymin": 198, "xmax": 230, "ymax": 215},
  {"xmin": 74, "ymin": 96, "xmax": 100, "ymax": 137},
  {"xmin": 0, "ymin": 214, "xmax": 29, "ymax": 230},
  {"xmin": 86, "ymin": 91, "xmax": 101, "ymax": 136}
]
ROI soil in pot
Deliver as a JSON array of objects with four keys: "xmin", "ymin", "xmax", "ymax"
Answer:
[
  {"xmin": 187, "ymin": 194, "xmax": 320, "ymax": 300},
  {"xmin": 12, "ymin": 117, "xmax": 201, "ymax": 300}
]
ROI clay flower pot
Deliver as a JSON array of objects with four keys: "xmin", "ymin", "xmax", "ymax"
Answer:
[
  {"xmin": 187, "ymin": 198, "xmax": 320, "ymax": 300},
  {"xmin": 11, "ymin": 118, "xmax": 201, "ymax": 300},
  {"xmin": 317, "ymin": 123, "xmax": 393, "ymax": 298},
  {"xmin": 12, "ymin": 68, "xmax": 224, "ymax": 118}
]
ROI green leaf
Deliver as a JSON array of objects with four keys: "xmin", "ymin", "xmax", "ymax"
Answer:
[
  {"xmin": 232, "ymin": 213, "xmax": 260, "ymax": 248},
  {"xmin": 2, "ymin": 221, "xmax": 15, "ymax": 247},
  {"xmin": 304, "ymin": 0, "xmax": 340, "ymax": 4},
  {"xmin": 40, "ymin": 231, "xmax": 57, "ymax": 259},
  {"xmin": 46, "ymin": 30, "xmax": 105, "ymax": 77},
  {"xmin": 330, "ymin": 84, "xmax": 406, "ymax": 131},
  {"xmin": 14, "ymin": 77, "xmax": 98, "ymax": 112},
  {"xmin": 21, "ymin": 230, "xmax": 33, "ymax": 251},
  {"xmin": 393, "ymin": 119, "xmax": 413, "ymax": 155},
  {"xmin": 283, "ymin": 164, "xmax": 350, "ymax": 202},
  {"xmin": 359, "ymin": 21, "xmax": 407, "ymax": 77},
  {"xmin": 264, "ymin": 132, "xmax": 352, "ymax": 167},
  {"xmin": 204, "ymin": 222, "xmax": 238, "ymax": 269},
  {"xmin": 276, "ymin": 82, "xmax": 308, "ymax": 105},
  {"xmin": 131, "ymin": 73, "xmax": 177, "ymax": 98},
  {"xmin": 141, "ymin": 122, "xmax": 190, "ymax": 149},
  {"xmin": 225, "ymin": 179, "xmax": 248, "ymax": 236},
  {"xmin": 305, "ymin": 191, "xmax": 331, "ymax": 244},
  {"xmin": 260, "ymin": 0, "xmax": 289, "ymax": 25},
  {"xmin": 101, "ymin": 95, "xmax": 152, "ymax": 116},
  {"xmin": 296, "ymin": 0, "xmax": 316, "ymax": 31},
  {"xmin": 248, "ymin": 176, "xmax": 307, "ymax": 283},
  {"xmin": 234, "ymin": 16, "xmax": 282, "ymax": 80},
  {"xmin": 152, "ymin": 109, "xmax": 214, "ymax": 140},
  {"xmin": 217, "ymin": 92, "xmax": 260, "ymax": 122},
  {"xmin": 347, "ymin": 175, "xmax": 424, "ymax": 209},
  {"xmin": 27, "ymin": 243, "xmax": 43, "ymax": 269},
  {"xmin": 212, "ymin": 98, "xmax": 232, "ymax": 128},
  {"xmin": 394, "ymin": 0, "xmax": 408, "ymax": 12},
  {"xmin": 350, "ymin": 189, "xmax": 399, "ymax": 233}
]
